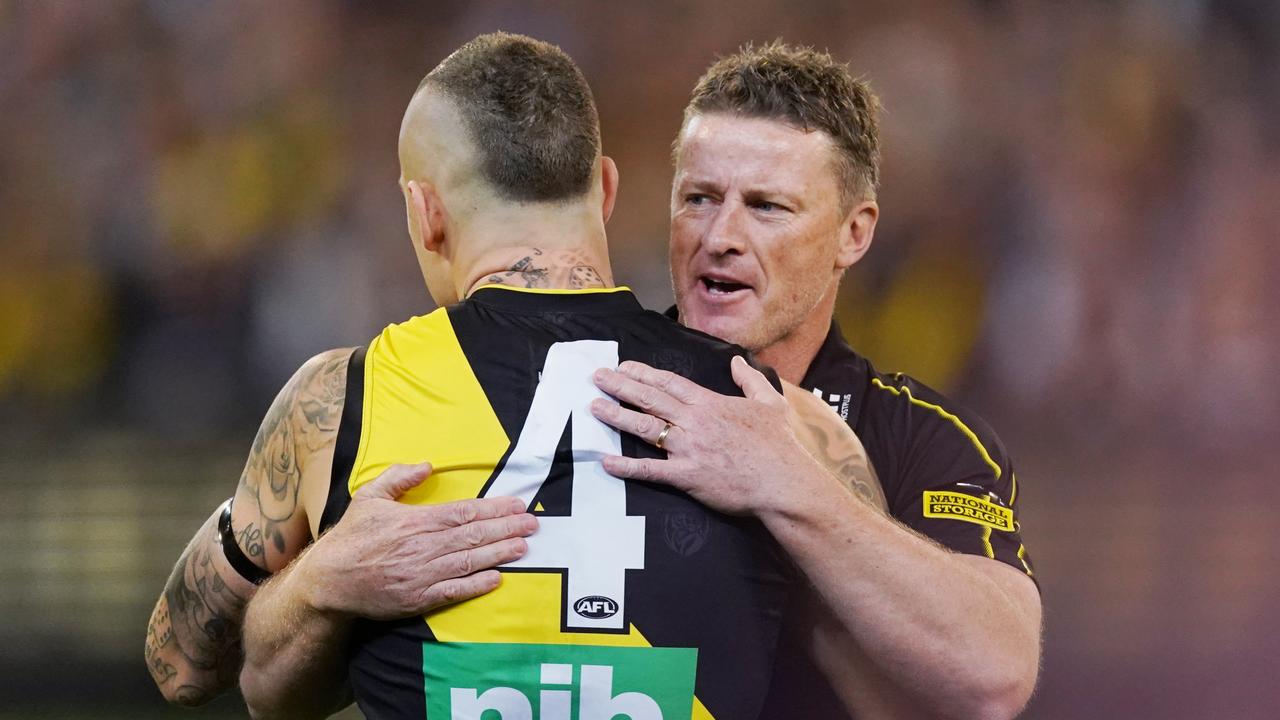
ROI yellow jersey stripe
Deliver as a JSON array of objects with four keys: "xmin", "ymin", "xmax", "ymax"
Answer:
[
  {"xmin": 980, "ymin": 525, "xmax": 995, "ymax": 559},
  {"xmin": 350, "ymin": 308, "xmax": 510, "ymax": 503},
  {"xmin": 870, "ymin": 377, "xmax": 1002, "ymax": 481},
  {"xmin": 1017, "ymin": 545, "xmax": 1034, "ymax": 577}
]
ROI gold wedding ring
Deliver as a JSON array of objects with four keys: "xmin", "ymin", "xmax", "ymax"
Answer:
[{"xmin": 655, "ymin": 422, "xmax": 674, "ymax": 450}]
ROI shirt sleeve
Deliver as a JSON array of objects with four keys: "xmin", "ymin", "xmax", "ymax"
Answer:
[{"xmin": 866, "ymin": 375, "xmax": 1037, "ymax": 586}]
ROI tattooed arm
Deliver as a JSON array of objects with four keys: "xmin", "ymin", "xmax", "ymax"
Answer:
[
  {"xmin": 782, "ymin": 382, "xmax": 887, "ymax": 510},
  {"xmin": 145, "ymin": 348, "xmax": 350, "ymax": 706},
  {"xmin": 592, "ymin": 358, "xmax": 1041, "ymax": 719},
  {"xmin": 776, "ymin": 378, "xmax": 1041, "ymax": 720}
]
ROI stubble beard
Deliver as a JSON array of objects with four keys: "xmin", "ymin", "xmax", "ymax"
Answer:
[{"xmin": 673, "ymin": 280, "xmax": 826, "ymax": 357}]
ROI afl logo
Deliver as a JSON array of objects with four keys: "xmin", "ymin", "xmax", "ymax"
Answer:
[{"xmin": 573, "ymin": 596, "xmax": 618, "ymax": 619}]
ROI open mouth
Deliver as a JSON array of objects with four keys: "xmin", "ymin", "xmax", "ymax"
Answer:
[{"xmin": 700, "ymin": 276, "xmax": 751, "ymax": 295}]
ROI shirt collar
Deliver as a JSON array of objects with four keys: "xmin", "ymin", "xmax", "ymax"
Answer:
[{"xmin": 468, "ymin": 285, "xmax": 643, "ymax": 314}]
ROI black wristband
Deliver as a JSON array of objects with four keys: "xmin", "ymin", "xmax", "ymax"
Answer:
[{"xmin": 218, "ymin": 498, "xmax": 272, "ymax": 585}]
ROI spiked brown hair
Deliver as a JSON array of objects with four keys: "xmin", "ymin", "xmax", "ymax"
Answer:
[{"xmin": 682, "ymin": 41, "xmax": 882, "ymax": 207}]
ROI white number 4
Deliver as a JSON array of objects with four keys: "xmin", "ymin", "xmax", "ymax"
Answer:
[{"xmin": 484, "ymin": 340, "xmax": 645, "ymax": 632}]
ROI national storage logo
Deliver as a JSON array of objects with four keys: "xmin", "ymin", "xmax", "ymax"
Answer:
[
  {"xmin": 423, "ymin": 642, "xmax": 697, "ymax": 719},
  {"xmin": 922, "ymin": 491, "xmax": 1014, "ymax": 531}
]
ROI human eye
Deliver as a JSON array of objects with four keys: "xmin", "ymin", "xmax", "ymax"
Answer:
[
  {"xmin": 751, "ymin": 199, "xmax": 788, "ymax": 213},
  {"xmin": 685, "ymin": 193, "xmax": 711, "ymax": 206}
]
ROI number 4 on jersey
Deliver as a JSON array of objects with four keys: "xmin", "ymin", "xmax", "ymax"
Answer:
[{"xmin": 483, "ymin": 340, "xmax": 645, "ymax": 632}]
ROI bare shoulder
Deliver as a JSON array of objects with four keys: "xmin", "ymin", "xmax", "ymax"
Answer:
[
  {"xmin": 234, "ymin": 348, "xmax": 354, "ymax": 570},
  {"xmin": 782, "ymin": 381, "xmax": 888, "ymax": 512}
]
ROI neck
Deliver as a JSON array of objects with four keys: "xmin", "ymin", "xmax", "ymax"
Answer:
[
  {"xmin": 464, "ymin": 245, "xmax": 615, "ymax": 296},
  {"xmin": 753, "ymin": 284, "xmax": 839, "ymax": 385},
  {"xmin": 454, "ymin": 202, "xmax": 615, "ymax": 297}
]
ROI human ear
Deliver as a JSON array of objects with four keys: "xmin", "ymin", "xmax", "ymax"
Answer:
[
  {"xmin": 407, "ymin": 180, "xmax": 447, "ymax": 254},
  {"xmin": 836, "ymin": 199, "xmax": 877, "ymax": 270},
  {"xmin": 600, "ymin": 155, "xmax": 619, "ymax": 224}
]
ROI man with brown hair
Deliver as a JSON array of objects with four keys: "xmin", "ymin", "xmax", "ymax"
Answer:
[
  {"xmin": 145, "ymin": 32, "xmax": 878, "ymax": 720},
  {"xmin": 590, "ymin": 41, "xmax": 1042, "ymax": 719}
]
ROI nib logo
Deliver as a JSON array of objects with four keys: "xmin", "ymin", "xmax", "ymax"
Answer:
[
  {"xmin": 424, "ymin": 643, "xmax": 698, "ymax": 720},
  {"xmin": 452, "ymin": 663, "xmax": 660, "ymax": 719}
]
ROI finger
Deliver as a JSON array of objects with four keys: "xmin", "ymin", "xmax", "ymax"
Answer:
[
  {"xmin": 356, "ymin": 462, "xmax": 433, "ymax": 500},
  {"xmin": 430, "ymin": 537, "xmax": 529, "ymax": 582},
  {"xmin": 593, "ymin": 368, "xmax": 684, "ymax": 421},
  {"xmin": 731, "ymin": 356, "xmax": 782, "ymax": 404},
  {"xmin": 600, "ymin": 454, "xmax": 684, "ymax": 488},
  {"xmin": 616, "ymin": 360, "xmax": 708, "ymax": 405},
  {"xmin": 432, "ymin": 513, "xmax": 539, "ymax": 555},
  {"xmin": 590, "ymin": 399, "xmax": 681, "ymax": 450},
  {"xmin": 417, "ymin": 569, "xmax": 503, "ymax": 612},
  {"xmin": 420, "ymin": 497, "xmax": 531, "ymax": 532}
]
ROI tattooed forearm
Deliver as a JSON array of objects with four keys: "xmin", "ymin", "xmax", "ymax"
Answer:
[
  {"xmin": 164, "ymin": 517, "xmax": 248, "ymax": 669},
  {"xmin": 145, "ymin": 599, "xmax": 177, "ymax": 686},
  {"xmin": 146, "ymin": 512, "xmax": 250, "ymax": 705},
  {"xmin": 175, "ymin": 685, "xmax": 212, "ymax": 706},
  {"xmin": 147, "ymin": 349, "xmax": 348, "ymax": 705},
  {"xmin": 482, "ymin": 248, "xmax": 609, "ymax": 290}
]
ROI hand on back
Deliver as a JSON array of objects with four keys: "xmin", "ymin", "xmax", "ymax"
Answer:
[
  {"xmin": 590, "ymin": 356, "xmax": 818, "ymax": 516},
  {"xmin": 302, "ymin": 462, "xmax": 537, "ymax": 621}
]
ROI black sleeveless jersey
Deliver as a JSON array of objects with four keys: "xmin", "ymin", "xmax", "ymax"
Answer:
[{"xmin": 320, "ymin": 286, "xmax": 793, "ymax": 720}]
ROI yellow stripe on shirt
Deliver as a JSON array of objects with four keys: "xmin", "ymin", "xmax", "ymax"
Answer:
[{"xmin": 870, "ymin": 377, "xmax": 1003, "ymax": 481}]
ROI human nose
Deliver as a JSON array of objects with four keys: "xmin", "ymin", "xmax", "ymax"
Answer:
[{"xmin": 701, "ymin": 202, "xmax": 747, "ymax": 256}]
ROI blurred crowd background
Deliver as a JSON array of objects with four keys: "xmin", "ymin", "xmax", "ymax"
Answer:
[{"xmin": 2, "ymin": 1, "xmax": 1277, "ymax": 718}]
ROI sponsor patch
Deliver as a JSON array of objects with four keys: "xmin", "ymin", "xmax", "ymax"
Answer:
[
  {"xmin": 923, "ymin": 491, "xmax": 1014, "ymax": 531},
  {"xmin": 423, "ymin": 642, "xmax": 697, "ymax": 720}
]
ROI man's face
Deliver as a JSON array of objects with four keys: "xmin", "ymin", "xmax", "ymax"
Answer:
[{"xmin": 670, "ymin": 113, "xmax": 851, "ymax": 353}]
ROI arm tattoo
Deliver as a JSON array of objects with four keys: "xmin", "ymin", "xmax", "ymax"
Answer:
[
  {"xmin": 148, "ymin": 514, "xmax": 248, "ymax": 704},
  {"xmin": 145, "ymin": 599, "xmax": 177, "ymax": 686},
  {"xmin": 237, "ymin": 522, "xmax": 266, "ymax": 565},
  {"xmin": 804, "ymin": 413, "xmax": 889, "ymax": 512},
  {"xmin": 146, "ymin": 350, "xmax": 349, "ymax": 704},
  {"xmin": 239, "ymin": 350, "xmax": 348, "ymax": 560}
]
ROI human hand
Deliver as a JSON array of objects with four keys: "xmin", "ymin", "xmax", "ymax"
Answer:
[
  {"xmin": 590, "ymin": 357, "xmax": 823, "ymax": 516},
  {"xmin": 300, "ymin": 463, "xmax": 537, "ymax": 620}
]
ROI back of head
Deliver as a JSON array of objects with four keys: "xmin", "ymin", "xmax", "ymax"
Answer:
[
  {"xmin": 422, "ymin": 32, "xmax": 600, "ymax": 203},
  {"xmin": 682, "ymin": 41, "xmax": 881, "ymax": 208}
]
